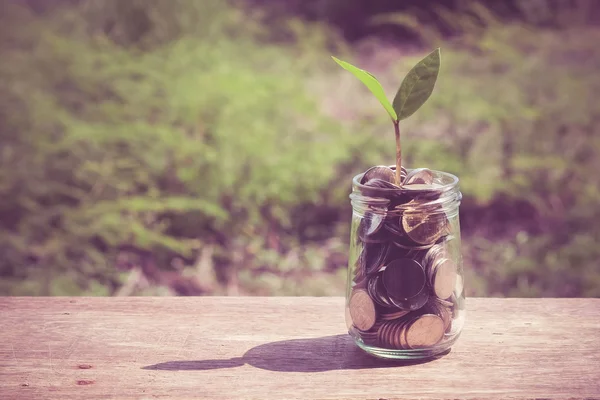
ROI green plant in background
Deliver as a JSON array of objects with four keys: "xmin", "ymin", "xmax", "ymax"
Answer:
[
  {"xmin": 2, "ymin": 0, "xmax": 600, "ymax": 298},
  {"xmin": 332, "ymin": 49, "xmax": 440, "ymax": 184},
  {"xmin": 369, "ymin": 2, "xmax": 600, "ymax": 297},
  {"xmin": 0, "ymin": 0, "xmax": 354, "ymax": 296}
]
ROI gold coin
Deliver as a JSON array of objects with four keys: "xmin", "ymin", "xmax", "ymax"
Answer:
[
  {"xmin": 432, "ymin": 258, "xmax": 457, "ymax": 300},
  {"xmin": 349, "ymin": 289, "xmax": 377, "ymax": 331},
  {"xmin": 405, "ymin": 314, "xmax": 445, "ymax": 349}
]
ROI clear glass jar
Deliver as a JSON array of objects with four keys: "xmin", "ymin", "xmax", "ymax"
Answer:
[{"xmin": 345, "ymin": 166, "xmax": 465, "ymax": 360}]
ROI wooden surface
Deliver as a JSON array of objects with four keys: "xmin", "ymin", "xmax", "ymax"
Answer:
[{"xmin": 1, "ymin": 297, "xmax": 599, "ymax": 400}]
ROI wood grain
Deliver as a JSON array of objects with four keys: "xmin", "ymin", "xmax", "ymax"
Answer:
[{"xmin": 0, "ymin": 297, "xmax": 599, "ymax": 400}]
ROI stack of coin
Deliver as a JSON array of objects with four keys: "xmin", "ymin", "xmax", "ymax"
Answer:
[
  {"xmin": 348, "ymin": 165, "xmax": 461, "ymax": 350},
  {"xmin": 376, "ymin": 313, "xmax": 445, "ymax": 350}
]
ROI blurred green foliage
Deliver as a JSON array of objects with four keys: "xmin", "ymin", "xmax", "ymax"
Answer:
[
  {"xmin": 0, "ymin": 0, "xmax": 356, "ymax": 295},
  {"xmin": 1, "ymin": 0, "xmax": 599, "ymax": 297},
  {"xmin": 372, "ymin": 2, "xmax": 600, "ymax": 296}
]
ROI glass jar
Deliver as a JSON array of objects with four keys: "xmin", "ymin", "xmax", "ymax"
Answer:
[{"xmin": 345, "ymin": 166, "xmax": 465, "ymax": 359}]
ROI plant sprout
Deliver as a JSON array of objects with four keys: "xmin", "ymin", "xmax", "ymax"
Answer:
[{"xmin": 332, "ymin": 48, "xmax": 441, "ymax": 186}]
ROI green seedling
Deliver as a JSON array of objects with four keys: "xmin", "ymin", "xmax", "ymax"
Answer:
[{"xmin": 332, "ymin": 48, "xmax": 441, "ymax": 185}]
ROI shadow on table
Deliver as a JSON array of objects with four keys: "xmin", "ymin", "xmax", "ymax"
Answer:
[{"xmin": 142, "ymin": 334, "xmax": 449, "ymax": 373}]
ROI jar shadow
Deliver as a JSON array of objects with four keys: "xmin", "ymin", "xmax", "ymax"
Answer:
[{"xmin": 142, "ymin": 334, "xmax": 449, "ymax": 373}]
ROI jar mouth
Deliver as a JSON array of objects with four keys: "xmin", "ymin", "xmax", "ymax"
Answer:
[{"xmin": 351, "ymin": 166, "xmax": 459, "ymax": 194}]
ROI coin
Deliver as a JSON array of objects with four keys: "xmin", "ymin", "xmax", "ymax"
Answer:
[
  {"xmin": 358, "ymin": 211, "xmax": 386, "ymax": 242},
  {"xmin": 431, "ymin": 258, "xmax": 457, "ymax": 300},
  {"xmin": 399, "ymin": 184, "xmax": 444, "ymax": 202},
  {"xmin": 349, "ymin": 289, "xmax": 377, "ymax": 331},
  {"xmin": 439, "ymin": 304, "xmax": 452, "ymax": 332},
  {"xmin": 363, "ymin": 178, "xmax": 401, "ymax": 190},
  {"xmin": 392, "ymin": 237, "xmax": 436, "ymax": 251},
  {"xmin": 386, "ymin": 245, "xmax": 427, "ymax": 265},
  {"xmin": 382, "ymin": 258, "xmax": 426, "ymax": 301},
  {"xmin": 360, "ymin": 178, "xmax": 401, "ymax": 200},
  {"xmin": 368, "ymin": 275, "xmax": 392, "ymax": 308},
  {"xmin": 358, "ymin": 322, "xmax": 380, "ymax": 343},
  {"xmin": 401, "ymin": 209, "xmax": 447, "ymax": 245},
  {"xmin": 383, "ymin": 244, "xmax": 413, "ymax": 264},
  {"xmin": 377, "ymin": 320, "xmax": 389, "ymax": 346},
  {"xmin": 424, "ymin": 299, "xmax": 452, "ymax": 332},
  {"xmin": 353, "ymin": 263, "xmax": 365, "ymax": 282},
  {"xmin": 436, "ymin": 297, "xmax": 453, "ymax": 308},
  {"xmin": 361, "ymin": 165, "xmax": 396, "ymax": 184},
  {"xmin": 399, "ymin": 321, "xmax": 409, "ymax": 349},
  {"xmin": 403, "ymin": 168, "xmax": 434, "ymax": 186},
  {"xmin": 404, "ymin": 314, "xmax": 445, "ymax": 349},
  {"xmin": 381, "ymin": 320, "xmax": 402, "ymax": 349},
  {"xmin": 391, "ymin": 165, "xmax": 408, "ymax": 176},
  {"xmin": 423, "ymin": 243, "xmax": 447, "ymax": 278},
  {"xmin": 365, "ymin": 213, "xmax": 385, "ymax": 236},
  {"xmin": 387, "ymin": 286, "xmax": 429, "ymax": 311},
  {"xmin": 362, "ymin": 242, "xmax": 389, "ymax": 275},
  {"xmin": 352, "ymin": 275, "xmax": 368, "ymax": 289},
  {"xmin": 384, "ymin": 218, "xmax": 405, "ymax": 237},
  {"xmin": 381, "ymin": 309, "xmax": 410, "ymax": 320},
  {"xmin": 391, "ymin": 321, "xmax": 404, "ymax": 349}
]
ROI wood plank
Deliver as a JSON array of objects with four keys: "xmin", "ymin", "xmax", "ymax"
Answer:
[{"xmin": 0, "ymin": 297, "xmax": 599, "ymax": 400}]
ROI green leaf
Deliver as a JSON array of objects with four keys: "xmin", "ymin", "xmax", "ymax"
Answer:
[
  {"xmin": 331, "ymin": 56, "xmax": 398, "ymax": 121},
  {"xmin": 393, "ymin": 48, "xmax": 441, "ymax": 120}
]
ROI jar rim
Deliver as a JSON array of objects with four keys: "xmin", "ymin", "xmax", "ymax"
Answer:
[{"xmin": 351, "ymin": 166, "xmax": 459, "ymax": 194}]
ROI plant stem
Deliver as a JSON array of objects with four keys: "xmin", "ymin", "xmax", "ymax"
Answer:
[{"xmin": 394, "ymin": 120, "xmax": 401, "ymax": 185}]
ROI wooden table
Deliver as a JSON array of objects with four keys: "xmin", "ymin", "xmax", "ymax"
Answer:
[{"xmin": 1, "ymin": 297, "xmax": 599, "ymax": 400}]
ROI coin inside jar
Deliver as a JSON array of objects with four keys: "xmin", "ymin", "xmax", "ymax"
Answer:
[
  {"xmin": 362, "ymin": 242, "xmax": 389, "ymax": 275},
  {"xmin": 403, "ymin": 168, "xmax": 434, "ymax": 186},
  {"xmin": 361, "ymin": 165, "xmax": 396, "ymax": 184},
  {"xmin": 382, "ymin": 258, "xmax": 426, "ymax": 301},
  {"xmin": 401, "ymin": 209, "xmax": 447, "ymax": 245},
  {"xmin": 431, "ymin": 258, "xmax": 457, "ymax": 300},
  {"xmin": 359, "ymin": 211, "xmax": 385, "ymax": 238},
  {"xmin": 404, "ymin": 314, "xmax": 445, "ymax": 349},
  {"xmin": 387, "ymin": 285, "xmax": 429, "ymax": 311},
  {"xmin": 368, "ymin": 274, "xmax": 392, "ymax": 308},
  {"xmin": 349, "ymin": 289, "xmax": 377, "ymax": 331},
  {"xmin": 381, "ymin": 309, "xmax": 410, "ymax": 320}
]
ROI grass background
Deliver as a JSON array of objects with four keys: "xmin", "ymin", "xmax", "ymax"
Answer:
[{"xmin": 1, "ymin": 0, "xmax": 599, "ymax": 297}]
